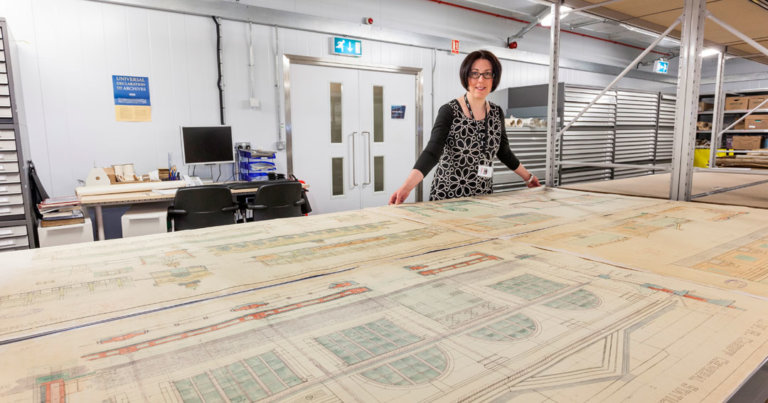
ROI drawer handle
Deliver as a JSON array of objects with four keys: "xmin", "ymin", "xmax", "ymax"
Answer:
[
  {"xmin": 0, "ymin": 208, "xmax": 10, "ymax": 213},
  {"xmin": 0, "ymin": 197, "xmax": 8, "ymax": 203},
  {"xmin": 0, "ymin": 229, "xmax": 12, "ymax": 236},
  {"xmin": 0, "ymin": 176, "xmax": 5, "ymax": 181},
  {"xmin": 0, "ymin": 187, "xmax": 6, "ymax": 192},
  {"xmin": 0, "ymin": 240, "xmax": 14, "ymax": 247}
]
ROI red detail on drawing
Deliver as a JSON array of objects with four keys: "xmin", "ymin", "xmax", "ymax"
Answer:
[
  {"xmin": 98, "ymin": 330, "xmax": 148, "ymax": 344},
  {"xmin": 330, "ymin": 282, "xmax": 353, "ymax": 289},
  {"xmin": 231, "ymin": 302, "xmax": 268, "ymax": 312},
  {"xmin": 405, "ymin": 265, "xmax": 428, "ymax": 271},
  {"xmin": 418, "ymin": 252, "xmax": 501, "ymax": 276},
  {"xmin": 41, "ymin": 379, "xmax": 65, "ymax": 403},
  {"xmin": 82, "ymin": 287, "xmax": 371, "ymax": 361}
]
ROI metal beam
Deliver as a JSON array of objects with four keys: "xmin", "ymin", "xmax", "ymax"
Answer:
[
  {"xmin": 545, "ymin": 2, "xmax": 561, "ymax": 188},
  {"xmin": 570, "ymin": 0, "xmax": 629, "ymax": 13},
  {"xmin": 557, "ymin": 17, "xmax": 681, "ymax": 137},
  {"xmin": 85, "ymin": 0, "xmax": 677, "ymax": 84},
  {"xmin": 708, "ymin": 49, "xmax": 725, "ymax": 168},
  {"xmin": 707, "ymin": 12, "xmax": 768, "ymax": 59},
  {"xmin": 559, "ymin": 161, "xmax": 671, "ymax": 170},
  {"xmin": 508, "ymin": 7, "xmax": 551, "ymax": 41},
  {"xmin": 701, "ymin": 72, "xmax": 768, "ymax": 85},
  {"xmin": 669, "ymin": 0, "xmax": 707, "ymax": 201}
]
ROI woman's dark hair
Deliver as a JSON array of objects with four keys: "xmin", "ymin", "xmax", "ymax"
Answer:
[{"xmin": 459, "ymin": 50, "xmax": 502, "ymax": 92}]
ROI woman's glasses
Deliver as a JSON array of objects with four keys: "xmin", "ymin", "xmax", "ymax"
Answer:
[{"xmin": 469, "ymin": 71, "xmax": 494, "ymax": 79}]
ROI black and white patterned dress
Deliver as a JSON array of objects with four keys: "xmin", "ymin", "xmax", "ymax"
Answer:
[{"xmin": 414, "ymin": 99, "xmax": 520, "ymax": 201}]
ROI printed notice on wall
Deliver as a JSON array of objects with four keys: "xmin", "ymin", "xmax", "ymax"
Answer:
[
  {"xmin": 112, "ymin": 75, "xmax": 151, "ymax": 122},
  {"xmin": 391, "ymin": 105, "xmax": 406, "ymax": 119}
]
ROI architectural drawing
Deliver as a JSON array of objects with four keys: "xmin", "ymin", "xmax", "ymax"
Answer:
[
  {"xmin": 0, "ymin": 210, "xmax": 475, "ymax": 340},
  {"xmin": 2, "ymin": 241, "xmax": 767, "ymax": 402},
  {"xmin": 3, "ymin": 189, "xmax": 768, "ymax": 401},
  {"xmin": 517, "ymin": 198, "xmax": 768, "ymax": 296}
]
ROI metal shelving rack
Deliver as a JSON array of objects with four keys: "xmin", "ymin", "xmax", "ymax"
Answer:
[
  {"xmin": 614, "ymin": 89, "xmax": 659, "ymax": 179},
  {"xmin": 489, "ymin": 83, "xmax": 672, "ymax": 191},
  {"xmin": 0, "ymin": 19, "xmax": 35, "ymax": 252},
  {"xmin": 699, "ymin": 89, "xmax": 768, "ymax": 154}
]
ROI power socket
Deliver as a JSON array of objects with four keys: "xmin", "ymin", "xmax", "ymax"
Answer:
[{"xmin": 235, "ymin": 142, "xmax": 251, "ymax": 151}]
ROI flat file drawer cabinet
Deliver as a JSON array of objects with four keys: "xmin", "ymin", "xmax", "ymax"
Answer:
[{"xmin": 0, "ymin": 19, "xmax": 34, "ymax": 252}]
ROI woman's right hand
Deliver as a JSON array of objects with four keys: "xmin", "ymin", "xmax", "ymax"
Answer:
[
  {"xmin": 389, "ymin": 169, "xmax": 424, "ymax": 205},
  {"xmin": 389, "ymin": 186, "xmax": 412, "ymax": 205}
]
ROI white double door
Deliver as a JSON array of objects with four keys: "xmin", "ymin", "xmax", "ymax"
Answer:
[{"xmin": 291, "ymin": 64, "xmax": 416, "ymax": 214}]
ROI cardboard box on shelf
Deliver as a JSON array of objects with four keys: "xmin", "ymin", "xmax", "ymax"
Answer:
[
  {"xmin": 698, "ymin": 101, "xmax": 714, "ymax": 111},
  {"xmin": 732, "ymin": 135, "xmax": 762, "ymax": 149},
  {"xmin": 725, "ymin": 96, "xmax": 749, "ymax": 110},
  {"xmin": 745, "ymin": 114, "xmax": 768, "ymax": 130},
  {"xmin": 748, "ymin": 96, "xmax": 768, "ymax": 110}
]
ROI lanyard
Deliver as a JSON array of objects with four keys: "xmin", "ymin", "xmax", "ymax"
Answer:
[{"xmin": 464, "ymin": 94, "xmax": 491, "ymax": 161}]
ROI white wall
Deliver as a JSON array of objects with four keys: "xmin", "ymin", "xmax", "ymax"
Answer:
[{"xmin": 0, "ymin": 0, "xmax": 676, "ymax": 198}]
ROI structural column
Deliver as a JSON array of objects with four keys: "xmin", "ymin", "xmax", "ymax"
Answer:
[
  {"xmin": 707, "ymin": 49, "xmax": 726, "ymax": 168},
  {"xmin": 670, "ymin": 0, "xmax": 707, "ymax": 201},
  {"xmin": 545, "ymin": 2, "xmax": 561, "ymax": 187}
]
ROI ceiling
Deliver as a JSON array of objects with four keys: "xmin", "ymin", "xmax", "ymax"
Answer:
[
  {"xmin": 558, "ymin": 0, "xmax": 768, "ymax": 64},
  {"xmin": 454, "ymin": 0, "xmax": 768, "ymax": 65}
]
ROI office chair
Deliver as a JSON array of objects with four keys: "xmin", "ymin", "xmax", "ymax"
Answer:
[
  {"xmin": 244, "ymin": 181, "xmax": 305, "ymax": 222},
  {"xmin": 168, "ymin": 185, "xmax": 239, "ymax": 231}
]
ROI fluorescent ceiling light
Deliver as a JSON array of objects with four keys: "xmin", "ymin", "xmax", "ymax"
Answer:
[
  {"xmin": 700, "ymin": 48, "xmax": 720, "ymax": 57},
  {"xmin": 540, "ymin": 6, "xmax": 572, "ymax": 27},
  {"xmin": 619, "ymin": 23, "xmax": 680, "ymax": 47}
]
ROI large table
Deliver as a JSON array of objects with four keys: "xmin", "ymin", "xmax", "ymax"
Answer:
[{"xmin": 3, "ymin": 188, "xmax": 768, "ymax": 401}]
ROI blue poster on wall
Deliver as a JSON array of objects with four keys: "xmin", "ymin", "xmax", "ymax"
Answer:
[{"xmin": 112, "ymin": 75, "xmax": 151, "ymax": 106}]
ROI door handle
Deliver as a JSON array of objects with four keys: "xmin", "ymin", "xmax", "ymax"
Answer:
[
  {"xmin": 362, "ymin": 131, "xmax": 372, "ymax": 185},
  {"xmin": 349, "ymin": 132, "xmax": 358, "ymax": 187}
]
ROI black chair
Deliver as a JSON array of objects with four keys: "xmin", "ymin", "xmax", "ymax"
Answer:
[
  {"xmin": 168, "ymin": 185, "xmax": 239, "ymax": 231},
  {"xmin": 244, "ymin": 181, "xmax": 305, "ymax": 222}
]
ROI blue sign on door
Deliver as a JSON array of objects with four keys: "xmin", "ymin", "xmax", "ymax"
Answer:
[
  {"xmin": 112, "ymin": 75, "xmax": 151, "ymax": 105},
  {"xmin": 331, "ymin": 37, "xmax": 362, "ymax": 57}
]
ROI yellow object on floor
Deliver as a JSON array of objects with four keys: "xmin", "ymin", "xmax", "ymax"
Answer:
[{"xmin": 694, "ymin": 148, "xmax": 735, "ymax": 167}]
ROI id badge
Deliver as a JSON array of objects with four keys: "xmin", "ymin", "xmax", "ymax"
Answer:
[{"xmin": 477, "ymin": 164, "xmax": 493, "ymax": 178}]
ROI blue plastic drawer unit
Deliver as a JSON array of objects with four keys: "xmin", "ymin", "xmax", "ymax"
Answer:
[{"xmin": 238, "ymin": 149, "xmax": 276, "ymax": 182}]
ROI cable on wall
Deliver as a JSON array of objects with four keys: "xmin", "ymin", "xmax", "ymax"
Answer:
[{"xmin": 213, "ymin": 16, "xmax": 225, "ymax": 125}]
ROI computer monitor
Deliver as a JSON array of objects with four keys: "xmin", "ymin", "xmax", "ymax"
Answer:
[{"xmin": 180, "ymin": 126, "xmax": 234, "ymax": 165}]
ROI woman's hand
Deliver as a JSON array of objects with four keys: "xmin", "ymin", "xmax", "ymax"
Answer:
[
  {"xmin": 526, "ymin": 174, "xmax": 541, "ymax": 188},
  {"xmin": 389, "ymin": 169, "xmax": 424, "ymax": 205},
  {"xmin": 389, "ymin": 186, "xmax": 412, "ymax": 205}
]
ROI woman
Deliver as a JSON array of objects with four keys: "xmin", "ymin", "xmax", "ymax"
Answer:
[{"xmin": 389, "ymin": 50, "xmax": 540, "ymax": 205}]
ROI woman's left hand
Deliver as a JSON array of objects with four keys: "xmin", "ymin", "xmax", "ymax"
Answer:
[{"xmin": 526, "ymin": 174, "xmax": 541, "ymax": 188}]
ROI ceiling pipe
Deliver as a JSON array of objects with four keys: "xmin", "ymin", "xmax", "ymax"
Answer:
[{"xmin": 426, "ymin": 0, "xmax": 673, "ymax": 57}]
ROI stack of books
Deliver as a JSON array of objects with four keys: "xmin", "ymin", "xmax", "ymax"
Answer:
[{"xmin": 38, "ymin": 196, "xmax": 84, "ymax": 227}]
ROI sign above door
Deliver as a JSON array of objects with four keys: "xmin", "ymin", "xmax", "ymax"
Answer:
[{"xmin": 331, "ymin": 37, "xmax": 362, "ymax": 57}]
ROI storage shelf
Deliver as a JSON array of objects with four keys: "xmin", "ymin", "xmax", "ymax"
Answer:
[
  {"xmin": 698, "ymin": 109, "xmax": 768, "ymax": 115},
  {"xmin": 698, "ymin": 130, "xmax": 768, "ymax": 134}
]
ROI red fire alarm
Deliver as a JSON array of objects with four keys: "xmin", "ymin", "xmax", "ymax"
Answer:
[
  {"xmin": 508, "ymin": 41, "xmax": 518, "ymax": 49},
  {"xmin": 363, "ymin": 17, "xmax": 374, "ymax": 25}
]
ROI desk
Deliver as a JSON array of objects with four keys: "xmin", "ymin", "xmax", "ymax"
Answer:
[
  {"xmin": 3, "ymin": 189, "xmax": 768, "ymax": 401},
  {"xmin": 79, "ymin": 183, "xmax": 267, "ymax": 241}
]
